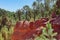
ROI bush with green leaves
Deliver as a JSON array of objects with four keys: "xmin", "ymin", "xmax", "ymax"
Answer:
[
  {"xmin": 0, "ymin": 32, "xmax": 4, "ymax": 40},
  {"xmin": 0, "ymin": 25, "xmax": 14, "ymax": 40},
  {"xmin": 35, "ymin": 22, "xmax": 57, "ymax": 40}
]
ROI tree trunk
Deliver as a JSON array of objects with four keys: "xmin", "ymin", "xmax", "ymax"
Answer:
[
  {"xmin": 26, "ymin": 12, "xmax": 28, "ymax": 20},
  {"xmin": 34, "ymin": 12, "xmax": 35, "ymax": 21}
]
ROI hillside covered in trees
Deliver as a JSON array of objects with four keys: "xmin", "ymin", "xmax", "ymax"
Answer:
[{"xmin": 0, "ymin": 0, "xmax": 57, "ymax": 21}]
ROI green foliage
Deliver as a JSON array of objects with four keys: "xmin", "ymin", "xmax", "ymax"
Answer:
[
  {"xmin": 0, "ymin": 0, "xmax": 57, "ymax": 21},
  {"xmin": 35, "ymin": 22, "xmax": 57, "ymax": 40},
  {"xmin": 0, "ymin": 25, "xmax": 14, "ymax": 40},
  {"xmin": 0, "ymin": 33, "xmax": 4, "ymax": 40}
]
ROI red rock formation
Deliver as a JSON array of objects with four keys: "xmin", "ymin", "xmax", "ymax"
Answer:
[{"xmin": 11, "ymin": 18, "xmax": 48, "ymax": 40}]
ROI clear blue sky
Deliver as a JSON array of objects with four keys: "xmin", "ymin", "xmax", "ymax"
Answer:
[{"xmin": 0, "ymin": 0, "xmax": 35, "ymax": 12}]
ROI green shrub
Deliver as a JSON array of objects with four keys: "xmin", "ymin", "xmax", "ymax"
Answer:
[{"xmin": 35, "ymin": 22, "xmax": 57, "ymax": 40}]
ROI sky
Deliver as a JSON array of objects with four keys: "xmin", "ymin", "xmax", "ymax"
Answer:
[{"xmin": 0, "ymin": 0, "xmax": 35, "ymax": 12}]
